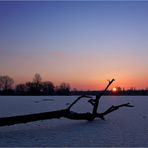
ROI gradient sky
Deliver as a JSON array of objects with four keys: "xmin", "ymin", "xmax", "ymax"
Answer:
[{"xmin": 0, "ymin": 1, "xmax": 148, "ymax": 90}]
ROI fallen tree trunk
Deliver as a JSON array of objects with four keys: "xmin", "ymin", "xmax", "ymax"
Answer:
[
  {"xmin": 0, "ymin": 79, "xmax": 134, "ymax": 126},
  {"xmin": 0, "ymin": 103, "xmax": 133, "ymax": 126}
]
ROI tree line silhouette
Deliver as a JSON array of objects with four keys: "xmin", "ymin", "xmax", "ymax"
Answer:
[
  {"xmin": 0, "ymin": 73, "xmax": 70, "ymax": 95},
  {"xmin": 0, "ymin": 73, "xmax": 148, "ymax": 96}
]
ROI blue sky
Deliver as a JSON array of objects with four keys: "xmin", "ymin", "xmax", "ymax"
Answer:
[{"xmin": 0, "ymin": 1, "xmax": 148, "ymax": 89}]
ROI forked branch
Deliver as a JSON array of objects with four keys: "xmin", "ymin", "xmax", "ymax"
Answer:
[
  {"xmin": 92, "ymin": 79, "xmax": 115, "ymax": 115},
  {"xmin": 97, "ymin": 103, "xmax": 134, "ymax": 120}
]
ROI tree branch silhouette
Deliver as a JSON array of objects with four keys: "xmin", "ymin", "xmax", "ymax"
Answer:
[{"xmin": 0, "ymin": 79, "xmax": 134, "ymax": 126}]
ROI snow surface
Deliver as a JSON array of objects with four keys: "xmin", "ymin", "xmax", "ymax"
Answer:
[{"xmin": 0, "ymin": 96, "xmax": 148, "ymax": 147}]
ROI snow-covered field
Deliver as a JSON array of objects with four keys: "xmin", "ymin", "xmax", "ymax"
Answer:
[{"xmin": 0, "ymin": 96, "xmax": 148, "ymax": 147}]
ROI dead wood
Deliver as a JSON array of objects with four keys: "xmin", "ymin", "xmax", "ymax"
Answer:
[
  {"xmin": 0, "ymin": 79, "xmax": 134, "ymax": 126},
  {"xmin": 92, "ymin": 79, "xmax": 115, "ymax": 115}
]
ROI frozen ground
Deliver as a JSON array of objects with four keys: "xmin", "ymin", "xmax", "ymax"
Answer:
[{"xmin": 0, "ymin": 96, "xmax": 148, "ymax": 147}]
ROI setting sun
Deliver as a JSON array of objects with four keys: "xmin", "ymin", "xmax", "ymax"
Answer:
[{"xmin": 112, "ymin": 87, "xmax": 117, "ymax": 92}]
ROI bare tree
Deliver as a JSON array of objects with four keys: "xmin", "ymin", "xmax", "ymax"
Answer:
[
  {"xmin": 33, "ymin": 73, "xmax": 42, "ymax": 84},
  {"xmin": 15, "ymin": 84, "xmax": 27, "ymax": 95},
  {"xmin": 42, "ymin": 81, "xmax": 55, "ymax": 95},
  {"xmin": 56, "ymin": 83, "xmax": 71, "ymax": 95},
  {"xmin": 0, "ymin": 75, "xmax": 14, "ymax": 91}
]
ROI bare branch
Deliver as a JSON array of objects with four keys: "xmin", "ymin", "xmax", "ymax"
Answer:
[
  {"xmin": 67, "ymin": 95, "xmax": 93, "ymax": 110},
  {"xmin": 98, "ymin": 103, "xmax": 134, "ymax": 119},
  {"xmin": 92, "ymin": 78, "xmax": 115, "ymax": 115}
]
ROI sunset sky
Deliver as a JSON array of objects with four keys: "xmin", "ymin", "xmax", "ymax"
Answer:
[{"xmin": 0, "ymin": 1, "xmax": 148, "ymax": 90}]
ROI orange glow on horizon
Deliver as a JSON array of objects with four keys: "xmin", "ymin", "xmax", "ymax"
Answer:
[{"xmin": 12, "ymin": 74, "xmax": 148, "ymax": 90}]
